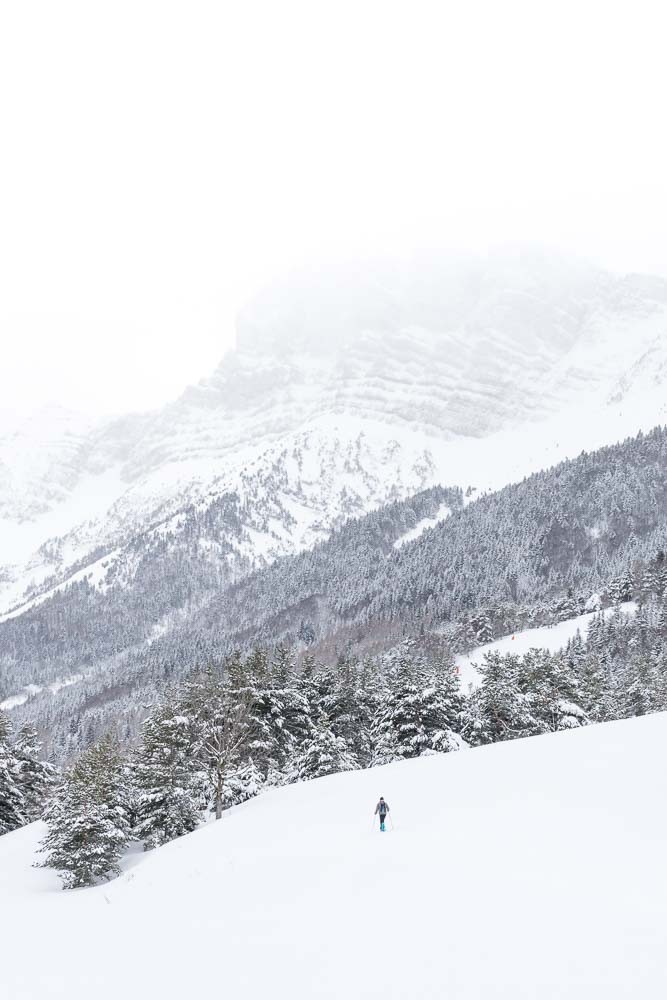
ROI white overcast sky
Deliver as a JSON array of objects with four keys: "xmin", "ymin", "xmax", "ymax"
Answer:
[{"xmin": 1, "ymin": 0, "xmax": 666, "ymax": 416}]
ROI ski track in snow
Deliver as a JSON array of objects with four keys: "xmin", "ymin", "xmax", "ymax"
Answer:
[{"xmin": 2, "ymin": 714, "xmax": 667, "ymax": 998}]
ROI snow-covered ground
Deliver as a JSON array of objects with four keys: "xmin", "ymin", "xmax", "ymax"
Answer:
[
  {"xmin": 455, "ymin": 601, "xmax": 638, "ymax": 688},
  {"xmin": 393, "ymin": 502, "xmax": 451, "ymax": 548},
  {"xmin": 3, "ymin": 713, "xmax": 667, "ymax": 999}
]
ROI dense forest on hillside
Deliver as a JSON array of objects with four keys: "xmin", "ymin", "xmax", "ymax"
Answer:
[
  {"xmin": 214, "ymin": 425, "xmax": 667, "ymax": 634},
  {"xmin": 2, "ymin": 427, "xmax": 667, "ymax": 760}
]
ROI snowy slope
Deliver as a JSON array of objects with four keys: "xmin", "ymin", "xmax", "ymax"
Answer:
[
  {"xmin": 393, "ymin": 502, "xmax": 451, "ymax": 548},
  {"xmin": 2, "ymin": 248, "xmax": 667, "ymax": 615},
  {"xmin": 3, "ymin": 713, "xmax": 667, "ymax": 998},
  {"xmin": 455, "ymin": 601, "xmax": 638, "ymax": 688}
]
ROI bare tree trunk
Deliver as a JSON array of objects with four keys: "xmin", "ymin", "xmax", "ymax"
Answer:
[
  {"xmin": 206, "ymin": 689, "xmax": 253, "ymax": 820},
  {"xmin": 215, "ymin": 769, "xmax": 223, "ymax": 820}
]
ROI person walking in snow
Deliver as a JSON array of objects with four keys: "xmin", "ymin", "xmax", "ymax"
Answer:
[{"xmin": 375, "ymin": 797, "xmax": 390, "ymax": 831}]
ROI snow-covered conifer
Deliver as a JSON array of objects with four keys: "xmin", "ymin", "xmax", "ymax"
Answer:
[
  {"xmin": 0, "ymin": 713, "xmax": 25, "ymax": 835},
  {"xmin": 133, "ymin": 705, "xmax": 203, "ymax": 847},
  {"xmin": 39, "ymin": 735, "xmax": 129, "ymax": 888},
  {"xmin": 288, "ymin": 713, "xmax": 357, "ymax": 782},
  {"xmin": 468, "ymin": 651, "xmax": 536, "ymax": 745},
  {"xmin": 218, "ymin": 759, "xmax": 264, "ymax": 809},
  {"xmin": 520, "ymin": 649, "xmax": 586, "ymax": 732},
  {"xmin": 13, "ymin": 724, "xmax": 56, "ymax": 822},
  {"xmin": 384, "ymin": 653, "xmax": 464, "ymax": 757},
  {"xmin": 366, "ymin": 705, "xmax": 402, "ymax": 767}
]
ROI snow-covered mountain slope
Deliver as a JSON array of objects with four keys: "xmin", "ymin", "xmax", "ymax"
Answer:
[
  {"xmin": 393, "ymin": 501, "xmax": 452, "ymax": 548},
  {"xmin": 2, "ymin": 247, "xmax": 667, "ymax": 616},
  {"xmin": 455, "ymin": 601, "xmax": 638, "ymax": 689},
  {"xmin": 3, "ymin": 713, "xmax": 667, "ymax": 999}
]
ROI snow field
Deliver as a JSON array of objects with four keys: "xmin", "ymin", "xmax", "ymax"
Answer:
[
  {"xmin": 455, "ymin": 601, "xmax": 638, "ymax": 688},
  {"xmin": 2, "ymin": 713, "xmax": 667, "ymax": 998}
]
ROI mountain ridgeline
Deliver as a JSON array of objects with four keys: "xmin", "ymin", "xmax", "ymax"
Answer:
[
  {"xmin": 2, "ymin": 424, "xmax": 667, "ymax": 759},
  {"xmin": 3, "ymin": 248, "xmax": 667, "ymax": 633}
]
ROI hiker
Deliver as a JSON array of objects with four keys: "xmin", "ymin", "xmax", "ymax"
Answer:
[{"xmin": 374, "ymin": 796, "xmax": 390, "ymax": 831}]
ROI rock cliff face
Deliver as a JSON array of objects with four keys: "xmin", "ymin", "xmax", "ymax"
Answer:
[{"xmin": 2, "ymin": 247, "xmax": 666, "ymax": 616}]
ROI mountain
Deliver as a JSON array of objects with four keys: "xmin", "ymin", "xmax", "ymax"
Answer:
[
  {"xmin": 3, "ymin": 713, "xmax": 667, "ymax": 998},
  {"xmin": 2, "ymin": 247, "xmax": 667, "ymax": 624},
  {"xmin": 3, "ymin": 424, "xmax": 667, "ymax": 759}
]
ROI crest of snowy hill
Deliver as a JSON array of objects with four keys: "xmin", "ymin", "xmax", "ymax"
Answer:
[
  {"xmin": 3, "ymin": 714, "xmax": 667, "ymax": 999},
  {"xmin": 2, "ymin": 246, "xmax": 667, "ymax": 621}
]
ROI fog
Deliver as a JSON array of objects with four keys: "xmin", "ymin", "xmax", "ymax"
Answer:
[{"xmin": 1, "ymin": 0, "xmax": 666, "ymax": 415}]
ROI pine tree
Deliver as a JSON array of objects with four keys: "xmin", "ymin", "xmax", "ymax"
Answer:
[
  {"xmin": 519, "ymin": 649, "xmax": 586, "ymax": 732},
  {"xmin": 470, "ymin": 612, "xmax": 493, "ymax": 644},
  {"xmin": 608, "ymin": 573, "xmax": 633, "ymax": 605},
  {"xmin": 564, "ymin": 630, "xmax": 586, "ymax": 670},
  {"xmin": 658, "ymin": 551, "xmax": 667, "ymax": 597},
  {"xmin": 288, "ymin": 713, "xmax": 357, "ymax": 782},
  {"xmin": 227, "ymin": 648, "xmax": 294, "ymax": 779},
  {"xmin": 183, "ymin": 667, "xmax": 256, "ymax": 819},
  {"xmin": 0, "ymin": 713, "xmax": 25, "ymax": 835},
  {"xmin": 329, "ymin": 654, "xmax": 363, "ymax": 745},
  {"xmin": 270, "ymin": 644, "xmax": 293, "ymax": 688},
  {"xmin": 459, "ymin": 688, "xmax": 488, "ymax": 747},
  {"xmin": 39, "ymin": 736, "xmax": 129, "ymax": 888},
  {"xmin": 133, "ymin": 704, "xmax": 203, "ymax": 848},
  {"xmin": 553, "ymin": 587, "xmax": 580, "ymax": 623},
  {"xmin": 617, "ymin": 653, "xmax": 658, "ymax": 719},
  {"xmin": 256, "ymin": 646, "xmax": 314, "ymax": 775},
  {"xmin": 13, "ymin": 725, "xmax": 56, "ymax": 822},
  {"xmin": 577, "ymin": 652, "xmax": 615, "ymax": 722},
  {"xmin": 468, "ymin": 651, "xmax": 536, "ymax": 745},
  {"xmin": 218, "ymin": 759, "xmax": 264, "ymax": 809},
  {"xmin": 367, "ymin": 704, "xmax": 401, "ymax": 767},
  {"xmin": 356, "ymin": 658, "xmax": 396, "ymax": 768},
  {"xmin": 384, "ymin": 653, "xmax": 464, "ymax": 758}
]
